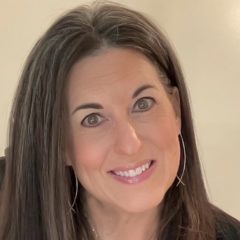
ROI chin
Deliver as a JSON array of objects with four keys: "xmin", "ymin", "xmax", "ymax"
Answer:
[{"xmin": 113, "ymin": 191, "xmax": 165, "ymax": 214}]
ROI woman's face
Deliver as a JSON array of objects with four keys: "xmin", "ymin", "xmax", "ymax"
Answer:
[{"xmin": 67, "ymin": 48, "xmax": 181, "ymax": 213}]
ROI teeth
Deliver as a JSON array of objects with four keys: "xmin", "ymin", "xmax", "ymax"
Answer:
[{"xmin": 113, "ymin": 161, "xmax": 151, "ymax": 177}]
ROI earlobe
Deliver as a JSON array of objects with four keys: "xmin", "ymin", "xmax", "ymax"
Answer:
[
  {"xmin": 65, "ymin": 159, "xmax": 72, "ymax": 166},
  {"xmin": 65, "ymin": 133, "xmax": 73, "ymax": 166},
  {"xmin": 171, "ymin": 87, "xmax": 181, "ymax": 116},
  {"xmin": 170, "ymin": 87, "xmax": 181, "ymax": 132},
  {"xmin": 65, "ymin": 150, "xmax": 73, "ymax": 166}
]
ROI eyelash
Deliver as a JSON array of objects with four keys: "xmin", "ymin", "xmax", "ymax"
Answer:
[
  {"xmin": 132, "ymin": 97, "xmax": 156, "ymax": 113},
  {"xmin": 81, "ymin": 113, "xmax": 104, "ymax": 128},
  {"xmin": 81, "ymin": 97, "xmax": 156, "ymax": 128}
]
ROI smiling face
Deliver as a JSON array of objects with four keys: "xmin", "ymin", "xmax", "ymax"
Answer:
[{"xmin": 66, "ymin": 48, "xmax": 181, "ymax": 213}]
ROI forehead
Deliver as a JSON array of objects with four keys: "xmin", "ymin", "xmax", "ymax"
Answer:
[{"xmin": 67, "ymin": 48, "xmax": 165, "ymax": 102}]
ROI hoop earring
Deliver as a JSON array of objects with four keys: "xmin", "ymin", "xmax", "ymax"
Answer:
[
  {"xmin": 69, "ymin": 172, "xmax": 79, "ymax": 211},
  {"xmin": 176, "ymin": 134, "xmax": 186, "ymax": 187}
]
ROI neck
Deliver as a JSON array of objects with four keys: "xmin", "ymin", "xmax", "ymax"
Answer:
[{"xmin": 86, "ymin": 195, "xmax": 160, "ymax": 240}]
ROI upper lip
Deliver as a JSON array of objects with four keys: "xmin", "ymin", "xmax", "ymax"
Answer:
[{"xmin": 108, "ymin": 159, "xmax": 153, "ymax": 172}]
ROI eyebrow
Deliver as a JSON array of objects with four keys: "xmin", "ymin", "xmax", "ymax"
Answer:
[
  {"xmin": 72, "ymin": 103, "xmax": 103, "ymax": 115},
  {"xmin": 71, "ymin": 84, "xmax": 155, "ymax": 115},
  {"xmin": 132, "ymin": 84, "xmax": 155, "ymax": 98}
]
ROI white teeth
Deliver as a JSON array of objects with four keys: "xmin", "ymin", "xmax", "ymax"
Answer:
[
  {"xmin": 136, "ymin": 167, "xmax": 141, "ymax": 175},
  {"xmin": 113, "ymin": 161, "xmax": 151, "ymax": 177},
  {"xmin": 129, "ymin": 170, "xmax": 135, "ymax": 177}
]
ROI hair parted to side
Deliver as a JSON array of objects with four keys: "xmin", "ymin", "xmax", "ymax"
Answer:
[{"xmin": 0, "ymin": 1, "xmax": 223, "ymax": 240}]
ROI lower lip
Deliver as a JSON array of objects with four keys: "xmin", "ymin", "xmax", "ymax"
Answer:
[{"xmin": 109, "ymin": 161, "xmax": 156, "ymax": 184}]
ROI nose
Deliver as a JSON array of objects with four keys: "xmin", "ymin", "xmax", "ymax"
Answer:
[{"xmin": 114, "ymin": 120, "xmax": 142, "ymax": 156}]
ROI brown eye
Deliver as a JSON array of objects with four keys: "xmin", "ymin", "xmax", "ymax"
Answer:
[
  {"xmin": 81, "ymin": 113, "xmax": 104, "ymax": 128},
  {"xmin": 133, "ymin": 97, "xmax": 155, "ymax": 112}
]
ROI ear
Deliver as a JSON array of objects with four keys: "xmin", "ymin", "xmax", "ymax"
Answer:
[
  {"xmin": 65, "ymin": 131, "xmax": 74, "ymax": 166},
  {"xmin": 65, "ymin": 153, "xmax": 73, "ymax": 166},
  {"xmin": 65, "ymin": 143, "xmax": 73, "ymax": 167},
  {"xmin": 170, "ymin": 87, "xmax": 181, "ymax": 132}
]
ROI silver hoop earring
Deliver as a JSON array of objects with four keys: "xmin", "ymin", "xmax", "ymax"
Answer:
[
  {"xmin": 176, "ymin": 134, "xmax": 186, "ymax": 187},
  {"xmin": 69, "ymin": 172, "xmax": 79, "ymax": 211}
]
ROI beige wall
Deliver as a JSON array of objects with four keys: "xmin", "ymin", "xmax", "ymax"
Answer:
[{"xmin": 0, "ymin": 0, "xmax": 239, "ymax": 219}]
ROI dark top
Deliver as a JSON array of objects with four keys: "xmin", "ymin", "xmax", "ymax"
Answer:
[
  {"xmin": 216, "ymin": 211, "xmax": 240, "ymax": 239},
  {"xmin": 0, "ymin": 156, "xmax": 5, "ymax": 187},
  {"xmin": 0, "ymin": 156, "xmax": 239, "ymax": 239}
]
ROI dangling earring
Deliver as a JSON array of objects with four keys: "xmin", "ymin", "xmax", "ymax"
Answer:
[
  {"xmin": 176, "ymin": 134, "xmax": 186, "ymax": 187},
  {"xmin": 69, "ymin": 172, "xmax": 79, "ymax": 211}
]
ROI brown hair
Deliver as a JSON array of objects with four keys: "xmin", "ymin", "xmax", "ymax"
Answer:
[{"xmin": 0, "ymin": 2, "xmax": 234, "ymax": 240}]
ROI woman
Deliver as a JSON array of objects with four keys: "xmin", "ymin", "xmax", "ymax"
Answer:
[{"xmin": 0, "ymin": 2, "xmax": 239, "ymax": 240}]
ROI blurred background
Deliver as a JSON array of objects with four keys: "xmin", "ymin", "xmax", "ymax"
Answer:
[{"xmin": 0, "ymin": 0, "xmax": 239, "ymax": 219}]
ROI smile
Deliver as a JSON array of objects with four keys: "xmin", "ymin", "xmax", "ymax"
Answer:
[
  {"xmin": 113, "ymin": 161, "xmax": 151, "ymax": 177},
  {"xmin": 109, "ymin": 160, "xmax": 156, "ymax": 184}
]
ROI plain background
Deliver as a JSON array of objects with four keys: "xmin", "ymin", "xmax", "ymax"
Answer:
[{"xmin": 0, "ymin": 0, "xmax": 239, "ymax": 219}]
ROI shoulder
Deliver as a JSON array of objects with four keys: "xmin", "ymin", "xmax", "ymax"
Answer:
[
  {"xmin": 0, "ymin": 156, "xmax": 5, "ymax": 188},
  {"xmin": 216, "ymin": 220, "xmax": 240, "ymax": 240},
  {"xmin": 213, "ymin": 206, "xmax": 240, "ymax": 240}
]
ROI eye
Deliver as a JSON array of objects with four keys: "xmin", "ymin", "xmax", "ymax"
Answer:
[
  {"xmin": 133, "ymin": 97, "xmax": 156, "ymax": 112},
  {"xmin": 81, "ymin": 113, "xmax": 105, "ymax": 128}
]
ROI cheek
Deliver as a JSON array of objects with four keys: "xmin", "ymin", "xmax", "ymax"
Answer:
[
  {"xmin": 69, "ymin": 131, "xmax": 111, "ymax": 170},
  {"xmin": 145, "ymin": 111, "xmax": 180, "ymax": 174},
  {"xmin": 155, "ymin": 123, "xmax": 179, "ymax": 151},
  {"xmin": 152, "ymin": 123, "xmax": 180, "ymax": 173},
  {"xmin": 146, "ymin": 110, "xmax": 180, "ymax": 146}
]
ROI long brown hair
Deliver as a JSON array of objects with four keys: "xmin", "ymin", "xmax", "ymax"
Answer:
[{"xmin": 0, "ymin": 2, "xmax": 229, "ymax": 240}]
